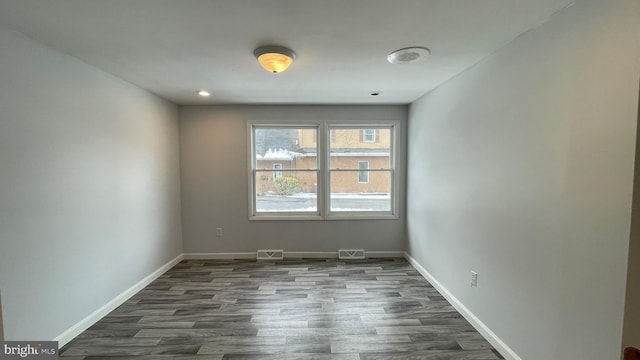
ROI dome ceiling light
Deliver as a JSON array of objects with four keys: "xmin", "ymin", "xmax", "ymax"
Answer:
[
  {"xmin": 387, "ymin": 46, "xmax": 430, "ymax": 64},
  {"xmin": 254, "ymin": 45, "xmax": 297, "ymax": 73}
]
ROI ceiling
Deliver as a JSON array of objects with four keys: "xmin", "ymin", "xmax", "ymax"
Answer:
[{"xmin": 0, "ymin": 0, "xmax": 575, "ymax": 105}]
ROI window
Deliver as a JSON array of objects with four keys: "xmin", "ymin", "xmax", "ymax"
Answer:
[
  {"xmin": 358, "ymin": 161, "xmax": 369, "ymax": 183},
  {"xmin": 362, "ymin": 129, "xmax": 376, "ymax": 143},
  {"xmin": 249, "ymin": 121, "xmax": 398, "ymax": 220},
  {"xmin": 329, "ymin": 125, "xmax": 393, "ymax": 214},
  {"xmin": 251, "ymin": 126, "xmax": 318, "ymax": 216},
  {"xmin": 273, "ymin": 163, "xmax": 282, "ymax": 178}
]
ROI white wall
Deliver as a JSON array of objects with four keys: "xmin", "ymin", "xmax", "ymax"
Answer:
[
  {"xmin": 406, "ymin": 0, "xmax": 640, "ymax": 359},
  {"xmin": 0, "ymin": 28, "xmax": 182, "ymax": 341},
  {"xmin": 179, "ymin": 105, "xmax": 406, "ymax": 254}
]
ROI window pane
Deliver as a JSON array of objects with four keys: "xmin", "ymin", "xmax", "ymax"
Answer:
[
  {"xmin": 250, "ymin": 123, "xmax": 396, "ymax": 219},
  {"xmin": 255, "ymin": 170, "xmax": 318, "ymax": 212},
  {"xmin": 330, "ymin": 170, "xmax": 391, "ymax": 212},
  {"xmin": 358, "ymin": 161, "xmax": 369, "ymax": 183},
  {"xmin": 255, "ymin": 128, "xmax": 317, "ymax": 170},
  {"xmin": 329, "ymin": 128, "xmax": 391, "ymax": 170}
]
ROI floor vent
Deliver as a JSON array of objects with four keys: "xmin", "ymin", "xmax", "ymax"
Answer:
[
  {"xmin": 257, "ymin": 249, "xmax": 284, "ymax": 260},
  {"xmin": 338, "ymin": 249, "xmax": 365, "ymax": 259}
]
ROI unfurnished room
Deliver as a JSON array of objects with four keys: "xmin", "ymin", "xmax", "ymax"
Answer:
[{"xmin": 0, "ymin": 1, "xmax": 639, "ymax": 359}]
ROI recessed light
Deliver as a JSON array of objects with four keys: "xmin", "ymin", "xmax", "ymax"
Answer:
[
  {"xmin": 387, "ymin": 47, "xmax": 430, "ymax": 64},
  {"xmin": 370, "ymin": 91, "xmax": 382, "ymax": 96},
  {"xmin": 197, "ymin": 89, "xmax": 210, "ymax": 97}
]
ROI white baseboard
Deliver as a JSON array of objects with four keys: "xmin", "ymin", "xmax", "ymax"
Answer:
[
  {"xmin": 184, "ymin": 251, "xmax": 405, "ymax": 260},
  {"xmin": 403, "ymin": 252, "xmax": 521, "ymax": 360},
  {"xmin": 53, "ymin": 253, "xmax": 184, "ymax": 347},
  {"xmin": 285, "ymin": 251, "xmax": 338, "ymax": 258},
  {"xmin": 286, "ymin": 251, "xmax": 404, "ymax": 259},
  {"xmin": 367, "ymin": 251, "xmax": 405, "ymax": 258},
  {"xmin": 183, "ymin": 252, "xmax": 256, "ymax": 259}
]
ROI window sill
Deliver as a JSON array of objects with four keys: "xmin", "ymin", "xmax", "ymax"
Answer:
[
  {"xmin": 249, "ymin": 213, "xmax": 398, "ymax": 221},
  {"xmin": 249, "ymin": 214, "xmax": 323, "ymax": 221},
  {"xmin": 326, "ymin": 213, "xmax": 398, "ymax": 221}
]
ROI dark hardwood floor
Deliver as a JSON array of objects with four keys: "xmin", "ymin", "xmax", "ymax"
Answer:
[{"xmin": 59, "ymin": 258, "xmax": 504, "ymax": 359}]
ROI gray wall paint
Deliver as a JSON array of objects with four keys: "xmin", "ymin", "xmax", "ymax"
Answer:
[
  {"xmin": 0, "ymin": 290, "xmax": 4, "ymax": 341},
  {"xmin": 623, "ymin": 83, "xmax": 640, "ymax": 350},
  {"xmin": 0, "ymin": 28, "xmax": 182, "ymax": 340},
  {"xmin": 179, "ymin": 105, "xmax": 407, "ymax": 253},
  {"xmin": 406, "ymin": 0, "xmax": 640, "ymax": 359}
]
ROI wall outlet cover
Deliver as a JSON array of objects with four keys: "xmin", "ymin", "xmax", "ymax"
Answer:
[{"xmin": 471, "ymin": 271, "xmax": 478, "ymax": 287}]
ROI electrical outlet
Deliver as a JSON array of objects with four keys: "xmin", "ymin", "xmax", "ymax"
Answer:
[
  {"xmin": 471, "ymin": 271, "xmax": 478, "ymax": 287},
  {"xmin": 216, "ymin": 228, "xmax": 223, "ymax": 237}
]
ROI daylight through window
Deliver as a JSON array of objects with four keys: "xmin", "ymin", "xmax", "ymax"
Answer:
[{"xmin": 249, "ymin": 122, "xmax": 398, "ymax": 220}]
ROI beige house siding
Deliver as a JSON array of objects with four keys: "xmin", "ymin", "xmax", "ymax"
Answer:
[
  {"xmin": 256, "ymin": 158, "xmax": 317, "ymax": 194},
  {"xmin": 298, "ymin": 128, "xmax": 391, "ymax": 150},
  {"xmin": 256, "ymin": 155, "xmax": 390, "ymax": 194},
  {"xmin": 330, "ymin": 128, "xmax": 390, "ymax": 149},
  {"xmin": 257, "ymin": 128, "xmax": 391, "ymax": 195},
  {"xmin": 329, "ymin": 156, "xmax": 390, "ymax": 193}
]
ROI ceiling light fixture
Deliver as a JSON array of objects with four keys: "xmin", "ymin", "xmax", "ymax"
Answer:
[
  {"xmin": 254, "ymin": 45, "xmax": 296, "ymax": 73},
  {"xmin": 197, "ymin": 89, "xmax": 210, "ymax": 97},
  {"xmin": 387, "ymin": 47, "xmax": 430, "ymax": 64}
]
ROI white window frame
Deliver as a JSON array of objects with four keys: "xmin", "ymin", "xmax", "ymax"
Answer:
[
  {"xmin": 249, "ymin": 123, "xmax": 321, "ymax": 220},
  {"xmin": 357, "ymin": 161, "xmax": 369, "ymax": 183},
  {"xmin": 248, "ymin": 120, "xmax": 399, "ymax": 221}
]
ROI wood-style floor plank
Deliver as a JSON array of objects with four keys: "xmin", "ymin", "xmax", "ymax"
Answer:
[{"xmin": 59, "ymin": 258, "xmax": 504, "ymax": 359}]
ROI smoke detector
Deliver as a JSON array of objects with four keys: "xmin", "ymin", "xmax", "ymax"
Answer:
[{"xmin": 387, "ymin": 47, "xmax": 430, "ymax": 64}]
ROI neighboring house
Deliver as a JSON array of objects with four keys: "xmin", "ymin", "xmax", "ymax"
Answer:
[{"xmin": 256, "ymin": 128, "xmax": 391, "ymax": 195}]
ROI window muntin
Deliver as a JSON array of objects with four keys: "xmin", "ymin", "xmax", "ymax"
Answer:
[{"xmin": 249, "ymin": 122, "xmax": 397, "ymax": 220}]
